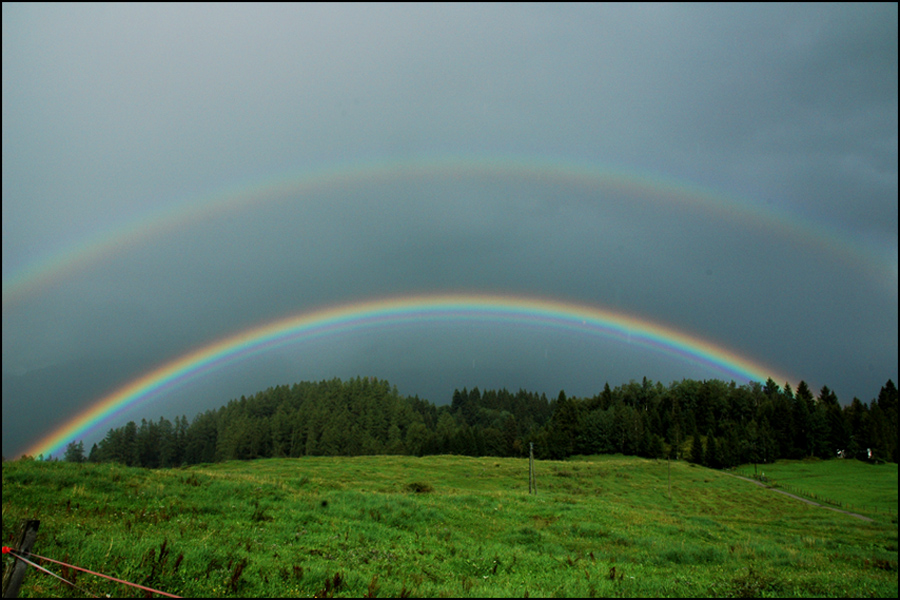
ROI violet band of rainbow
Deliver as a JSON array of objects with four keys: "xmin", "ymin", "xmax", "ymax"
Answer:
[
  {"xmin": 21, "ymin": 293, "xmax": 795, "ymax": 459},
  {"xmin": 5, "ymin": 155, "xmax": 895, "ymax": 308}
]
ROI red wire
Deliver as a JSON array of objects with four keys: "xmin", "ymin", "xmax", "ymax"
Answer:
[
  {"xmin": 6, "ymin": 548, "xmax": 181, "ymax": 598},
  {"xmin": 3, "ymin": 549, "xmax": 98, "ymax": 597}
]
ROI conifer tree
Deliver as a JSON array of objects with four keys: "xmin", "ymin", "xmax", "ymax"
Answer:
[
  {"xmin": 64, "ymin": 440, "xmax": 85, "ymax": 463},
  {"xmin": 704, "ymin": 428, "xmax": 719, "ymax": 468},
  {"xmin": 690, "ymin": 422, "xmax": 704, "ymax": 464}
]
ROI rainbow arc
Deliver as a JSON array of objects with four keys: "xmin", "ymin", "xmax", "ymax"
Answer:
[{"xmin": 22, "ymin": 293, "xmax": 794, "ymax": 459}]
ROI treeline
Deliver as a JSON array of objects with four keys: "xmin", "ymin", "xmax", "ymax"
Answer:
[{"xmin": 63, "ymin": 376, "xmax": 898, "ymax": 468}]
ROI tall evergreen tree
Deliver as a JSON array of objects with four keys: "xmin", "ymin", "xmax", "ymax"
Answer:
[
  {"xmin": 791, "ymin": 391, "xmax": 811, "ymax": 458},
  {"xmin": 704, "ymin": 427, "xmax": 719, "ymax": 468},
  {"xmin": 122, "ymin": 421, "xmax": 138, "ymax": 466},
  {"xmin": 796, "ymin": 381, "xmax": 814, "ymax": 411},
  {"xmin": 64, "ymin": 440, "xmax": 85, "ymax": 463},
  {"xmin": 88, "ymin": 443, "xmax": 100, "ymax": 463},
  {"xmin": 546, "ymin": 390, "xmax": 581, "ymax": 458},
  {"xmin": 876, "ymin": 380, "xmax": 898, "ymax": 462},
  {"xmin": 690, "ymin": 422, "xmax": 704, "ymax": 464},
  {"xmin": 808, "ymin": 405, "xmax": 831, "ymax": 459}
]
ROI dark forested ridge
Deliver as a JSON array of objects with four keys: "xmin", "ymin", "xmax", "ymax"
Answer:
[{"xmin": 55, "ymin": 376, "xmax": 897, "ymax": 467}]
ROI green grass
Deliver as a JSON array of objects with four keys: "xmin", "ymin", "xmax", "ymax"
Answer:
[
  {"xmin": 734, "ymin": 459, "xmax": 898, "ymax": 517},
  {"xmin": 2, "ymin": 455, "xmax": 897, "ymax": 597}
]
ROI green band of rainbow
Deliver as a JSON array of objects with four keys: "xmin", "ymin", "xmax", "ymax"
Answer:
[
  {"xmin": 21, "ymin": 293, "xmax": 794, "ymax": 459},
  {"xmin": 4, "ymin": 155, "xmax": 895, "ymax": 307}
]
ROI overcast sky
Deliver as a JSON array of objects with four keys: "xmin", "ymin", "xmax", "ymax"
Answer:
[{"xmin": 3, "ymin": 3, "xmax": 897, "ymax": 458}]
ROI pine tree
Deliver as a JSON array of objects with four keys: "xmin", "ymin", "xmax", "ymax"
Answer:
[
  {"xmin": 704, "ymin": 428, "xmax": 719, "ymax": 468},
  {"xmin": 876, "ymin": 380, "xmax": 898, "ymax": 462},
  {"xmin": 808, "ymin": 405, "xmax": 830, "ymax": 459},
  {"xmin": 690, "ymin": 422, "xmax": 704, "ymax": 464},
  {"xmin": 122, "ymin": 421, "xmax": 138, "ymax": 466},
  {"xmin": 64, "ymin": 440, "xmax": 85, "ymax": 463},
  {"xmin": 600, "ymin": 382, "xmax": 614, "ymax": 410},
  {"xmin": 796, "ymin": 381, "xmax": 814, "ymax": 411},
  {"xmin": 547, "ymin": 390, "xmax": 581, "ymax": 458},
  {"xmin": 791, "ymin": 391, "xmax": 811, "ymax": 458}
]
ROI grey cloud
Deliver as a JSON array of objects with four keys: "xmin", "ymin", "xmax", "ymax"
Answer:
[{"xmin": 2, "ymin": 3, "xmax": 896, "ymax": 457}]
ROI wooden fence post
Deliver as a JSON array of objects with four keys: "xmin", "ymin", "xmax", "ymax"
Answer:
[{"xmin": 2, "ymin": 519, "xmax": 40, "ymax": 598}]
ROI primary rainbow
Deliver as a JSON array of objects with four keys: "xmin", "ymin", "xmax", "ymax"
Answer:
[
  {"xmin": 4, "ymin": 155, "xmax": 895, "ymax": 307},
  {"xmin": 22, "ymin": 293, "xmax": 795, "ymax": 459}
]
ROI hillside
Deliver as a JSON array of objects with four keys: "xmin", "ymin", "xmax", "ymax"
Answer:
[{"xmin": 2, "ymin": 454, "xmax": 897, "ymax": 597}]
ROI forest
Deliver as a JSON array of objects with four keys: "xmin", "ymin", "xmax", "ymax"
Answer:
[{"xmin": 61, "ymin": 376, "xmax": 898, "ymax": 469}]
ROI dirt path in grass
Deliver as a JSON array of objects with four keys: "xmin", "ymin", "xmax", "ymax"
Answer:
[{"xmin": 725, "ymin": 472, "xmax": 874, "ymax": 522}]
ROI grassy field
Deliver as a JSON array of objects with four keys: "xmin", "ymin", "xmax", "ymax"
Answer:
[
  {"xmin": 2, "ymin": 455, "xmax": 897, "ymax": 597},
  {"xmin": 733, "ymin": 459, "xmax": 898, "ymax": 518}
]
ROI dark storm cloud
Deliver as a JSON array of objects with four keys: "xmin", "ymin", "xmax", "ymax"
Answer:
[{"xmin": 2, "ymin": 3, "xmax": 897, "ymax": 458}]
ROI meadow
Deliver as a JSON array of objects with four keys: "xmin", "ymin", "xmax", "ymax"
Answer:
[
  {"xmin": 2, "ymin": 455, "xmax": 897, "ymax": 597},
  {"xmin": 733, "ymin": 459, "xmax": 898, "ymax": 518}
]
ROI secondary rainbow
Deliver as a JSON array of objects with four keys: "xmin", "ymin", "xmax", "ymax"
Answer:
[
  {"xmin": 4, "ymin": 154, "xmax": 894, "ymax": 307},
  {"xmin": 22, "ymin": 293, "xmax": 795, "ymax": 459}
]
